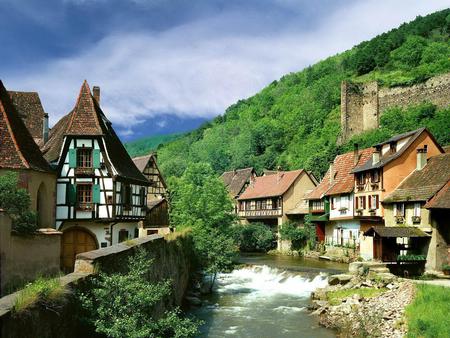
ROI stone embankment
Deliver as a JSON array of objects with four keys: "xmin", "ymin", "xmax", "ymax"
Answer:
[{"xmin": 310, "ymin": 262, "xmax": 415, "ymax": 338}]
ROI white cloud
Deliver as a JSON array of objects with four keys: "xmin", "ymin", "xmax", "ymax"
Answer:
[{"xmin": 7, "ymin": 0, "xmax": 448, "ymax": 129}]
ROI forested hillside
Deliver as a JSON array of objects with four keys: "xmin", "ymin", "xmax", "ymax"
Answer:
[
  {"xmin": 124, "ymin": 133, "xmax": 183, "ymax": 158},
  {"xmin": 157, "ymin": 9, "xmax": 450, "ymax": 180}
]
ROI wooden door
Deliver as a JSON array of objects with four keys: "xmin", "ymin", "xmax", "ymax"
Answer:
[{"xmin": 61, "ymin": 228, "xmax": 98, "ymax": 272}]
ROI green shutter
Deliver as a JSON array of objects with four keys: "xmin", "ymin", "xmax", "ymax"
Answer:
[
  {"xmin": 69, "ymin": 149, "xmax": 77, "ymax": 168},
  {"xmin": 67, "ymin": 184, "xmax": 76, "ymax": 205},
  {"xmin": 93, "ymin": 184, "xmax": 101, "ymax": 203},
  {"xmin": 93, "ymin": 149, "xmax": 101, "ymax": 169}
]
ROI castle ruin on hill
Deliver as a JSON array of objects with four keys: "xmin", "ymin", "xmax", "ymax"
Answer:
[{"xmin": 339, "ymin": 72, "xmax": 450, "ymax": 142}]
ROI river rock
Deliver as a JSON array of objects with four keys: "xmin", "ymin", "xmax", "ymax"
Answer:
[{"xmin": 328, "ymin": 275, "xmax": 340, "ymax": 285}]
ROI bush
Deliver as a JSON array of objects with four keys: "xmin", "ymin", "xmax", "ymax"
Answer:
[
  {"xmin": 397, "ymin": 254, "xmax": 426, "ymax": 261},
  {"xmin": 0, "ymin": 171, "xmax": 37, "ymax": 234},
  {"xmin": 233, "ymin": 222, "xmax": 276, "ymax": 252},
  {"xmin": 79, "ymin": 249, "xmax": 200, "ymax": 338},
  {"xmin": 406, "ymin": 284, "xmax": 450, "ymax": 338}
]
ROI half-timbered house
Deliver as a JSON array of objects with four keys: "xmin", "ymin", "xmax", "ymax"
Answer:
[
  {"xmin": 132, "ymin": 153, "xmax": 170, "ymax": 235},
  {"xmin": 41, "ymin": 81, "xmax": 149, "ymax": 271},
  {"xmin": 221, "ymin": 167, "xmax": 257, "ymax": 214}
]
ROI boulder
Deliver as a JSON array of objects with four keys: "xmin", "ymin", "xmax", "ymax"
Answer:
[{"xmin": 328, "ymin": 275, "xmax": 340, "ymax": 285}]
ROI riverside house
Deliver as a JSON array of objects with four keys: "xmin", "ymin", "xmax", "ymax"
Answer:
[
  {"xmin": 132, "ymin": 153, "xmax": 170, "ymax": 235},
  {"xmin": 368, "ymin": 152, "xmax": 450, "ymax": 272},
  {"xmin": 353, "ymin": 128, "xmax": 444, "ymax": 260},
  {"xmin": 221, "ymin": 167, "xmax": 257, "ymax": 213},
  {"xmin": 306, "ymin": 147, "xmax": 373, "ymax": 248},
  {"xmin": 0, "ymin": 81, "xmax": 56, "ymax": 228},
  {"xmin": 237, "ymin": 169, "xmax": 317, "ymax": 249},
  {"xmin": 41, "ymin": 81, "xmax": 149, "ymax": 271}
]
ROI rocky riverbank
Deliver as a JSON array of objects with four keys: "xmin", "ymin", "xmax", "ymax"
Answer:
[{"xmin": 310, "ymin": 262, "xmax": 415, "ymax": 337}]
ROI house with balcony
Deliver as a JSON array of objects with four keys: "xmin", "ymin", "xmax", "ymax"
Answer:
[
  {"xmin": 41, "ymin": 81, "xmax": 149, "ymax": 271},
  {"xmin": 0, "ymin": 81, "xmax": 57, "ymax": 229},
  {"xmin": 237, "ymin": 169, "xmax": 317, "ymax": 249},
  {"xmin": 305, "ymin": 146, "xmax": 373, "ymax": 247},
  {"xmin": 368, "ymin": 152, "xmax": 450, "ymax": 272},
  {"xmin": 353, "ymin": 128, "xmax": 444, "ymax": 260},
  {"xmin": 221, "ymin": 167, "xmax": 256, "ymax": 213},
  {"xmin": 132, "ymin": 153, "xmax": 170, "ymax": 236}
]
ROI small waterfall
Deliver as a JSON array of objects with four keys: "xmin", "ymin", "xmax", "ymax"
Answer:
[{"xmin": 215, "ymin": 265, "xmax": 328, "ymax": 297}]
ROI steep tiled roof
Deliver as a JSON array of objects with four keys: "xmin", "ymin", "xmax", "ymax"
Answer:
[
  {"xmin": 383, "ymin": 153, "xmax": 450, "ymax": 203},
  {"xmin": 424, "ymin": 181, "xmax": 450, "ymax": 209},
  {"xmin": 364, "ymin": 226, "xmax": 430, "ymax": 238},
  {"xmin": 238, "ymin": 169, "xmax": 304, "ymax": 200},
  {"xmin": 353, "ymin": 128, "xmax": 443, "ymax": 173},
  {"xmin": 0, "ymin": 81, "xmax": 53, "ymax": 173},
  {"xmin": 66, "ymin": 81, "xmax": 103, "ymax": 136},
  {"xmin": 8, "ymin": 91, "xmax": 46, "ymax": 145},
  {"xmin": 306, "ymin": 147, "xmax": 373, "ymax": 200},
  {"xmin": 42, "ymin": 81, "xmax": 148, "ymax": 185},
  {"xmin": 221, "ymin": 167, "xmax": 255, "ymax": 197}
]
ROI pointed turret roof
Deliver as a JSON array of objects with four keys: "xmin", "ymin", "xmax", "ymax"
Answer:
[
  {"xmin": 0, "ymin": 81, "xmax": 53, "ymax": 172},
  {"xmin": 66, "ymin": 80, "xmax": 103, "ymax": 136}
]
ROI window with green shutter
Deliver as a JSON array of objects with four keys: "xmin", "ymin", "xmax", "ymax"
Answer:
[
  {"xmin": 93, "ymin": 149, "xmax": 101, "ymax": 169},
  {"xmin": 69, "ymin": 149, "xmax": 77, "ymax": 168},
  {"xmin": 93, "ymin": 184, "xmax": 100, "ymax": 203}
]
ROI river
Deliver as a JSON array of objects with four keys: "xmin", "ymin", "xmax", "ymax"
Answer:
[{"xmin": 190, "ymin": 254, "xmax": 347, "ymax": 337}]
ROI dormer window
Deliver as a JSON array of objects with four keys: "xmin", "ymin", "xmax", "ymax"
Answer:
[
  {"xmin": 356, "ymin": 173, "xmax": 365, "ymax": 186},
  {"xmin": 77, "ymin": 148, "xmax": 92, "ymax": 168},
  {"xmin": 370, "ymin": 170, "xmax": 380, "ymax": 183}
]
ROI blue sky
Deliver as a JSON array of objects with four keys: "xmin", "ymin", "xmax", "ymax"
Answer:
[{"xmin": 1, "ymin": 0, "xmax": 448, "ymax": 141}]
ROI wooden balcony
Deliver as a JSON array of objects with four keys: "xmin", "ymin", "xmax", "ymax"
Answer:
[{"xmin": 238, "ymin": 209, "xmax": 282, "ymax": 218}]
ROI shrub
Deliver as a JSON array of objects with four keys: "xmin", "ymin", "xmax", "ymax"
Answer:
[
  {"xmin": 397, "ymin": 254, "xmax": 426, "ymax": 261},
  {"xmin": 233, "ymin": 222, "xmax": 276, "ymax": 252},
  {"xmin": 79, "ymin": 248, "xmax": 200, "ymax": 338},
  {"xmin": 0, "ymin": 171, "xmax": 38, "ymax": 234},
  {"xmin": 280, "ymin": 219, "xmax": 316, "ymax": 250}
]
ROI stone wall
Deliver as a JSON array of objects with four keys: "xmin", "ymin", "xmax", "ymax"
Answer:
[
  {"xmin": 340, "ymin": 72, "xmax": 450, "ymax": 142},
  {"xmin": 0, "ymin": 211, "xmax": 62, "ymax": 296},
  {"xmin": 0, "ymin": 232, "xmax": 193, "ymax": 338}
]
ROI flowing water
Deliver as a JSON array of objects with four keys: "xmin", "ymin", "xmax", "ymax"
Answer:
[{"xmin": 190, "ymin": 254, "xmax": 347, "ymax": 337}]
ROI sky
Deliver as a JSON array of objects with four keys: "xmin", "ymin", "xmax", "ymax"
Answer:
[{"xmin": 0, "ymin": 0, "xmax": 448, "ymax": 141}]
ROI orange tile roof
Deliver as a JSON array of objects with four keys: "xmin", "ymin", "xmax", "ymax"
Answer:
[
  {"xmin": 306, "ymin": 148, "xmax": 373, "ymax": 199},
  {"xmin": 238, "ymin": 169, "xmax": 304, "ymax": 200}
]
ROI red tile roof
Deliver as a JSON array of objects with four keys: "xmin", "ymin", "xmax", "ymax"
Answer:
[
  {"xmin": 8, "ymin": 91, "xmax": 46, "ymax": 146},
  {"xmin": 0, "ymin": 81, "xmax": 53, "ymax": 173},
  {"xmin": 221, "ymin": 167, "xmax": 255, "ymax": 197},
  {"xmin": 238, "ymin": 169, "xmax": 304, "ymax": 200},
  {"xmin": 306, "ymin": 148, "xmax": 373, "ymax": 200},
  {"xmin": 424, "ymin": 181, "xmax": 450, "ymax": 209}
]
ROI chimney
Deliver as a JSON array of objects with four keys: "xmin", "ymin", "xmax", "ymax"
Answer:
[
  {"xmin": 329, "ymin": 162, "xmax": 334, "ymax": 185},
  {"xmin": 93, "ymin": 86, "xmax": 100, "ymax": 104},
  {"xmin": 417, "ymin": 148, "xmax": 427, "ymax": 170},
  {"xmin": 43, "ymin": 113, "xmax": 49, "ymax": 144},
  {"xmin": 372, "ymin": 147, "xmax": 381, "ymax": 165},
  {"xmin": 353, "ymin": 143, "xmax": 359, "ymax": 166}
]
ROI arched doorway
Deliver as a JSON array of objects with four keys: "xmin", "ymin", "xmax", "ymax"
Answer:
[
  {"xmin": 61, "ymin": 227, "xmax": 98, "ymax": 272},
  {"xmin": 36, "ymin": 182, "xmax": 47, "ymax": 227}
]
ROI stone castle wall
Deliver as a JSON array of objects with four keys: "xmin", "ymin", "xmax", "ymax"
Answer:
[{"xmin": 340, "ymin": 72, "xmax": 450, "ymax": 142}]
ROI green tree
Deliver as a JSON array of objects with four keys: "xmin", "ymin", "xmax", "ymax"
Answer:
[
  {"xmin": 79, "ymin": 249, "xmax": 200, "ymax": 338},
  {"xmin": 0, "ymin": 171, "xmax": 37, "ymax": 234},
  {"xmin": 170, "ymin": 163, "xmax": 238, "ymax": 289},
  {"xmin": 233, "ymin": 222, "xmax": 276, "ymax": 252}
]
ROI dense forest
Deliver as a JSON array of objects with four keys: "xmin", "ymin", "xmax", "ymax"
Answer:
[
  {"xmin": 134, "ymin": 9, "xmax": 450, "ymax": 180},
  {"xmin": 124, "ymin": 133, "xmax": 184, "ymax": 158}
]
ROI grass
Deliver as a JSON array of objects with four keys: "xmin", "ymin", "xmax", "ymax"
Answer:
[
  {"xmin": 326, "ymin": 288, "xmax": 387, "ymax": 306},
  {"xmin": 405, "ymin": 284, "xmax": 450, "ymax": 338},
  {"xmin": 13, "ymin": 277, "xmax": 66, "ymax": 313}
]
